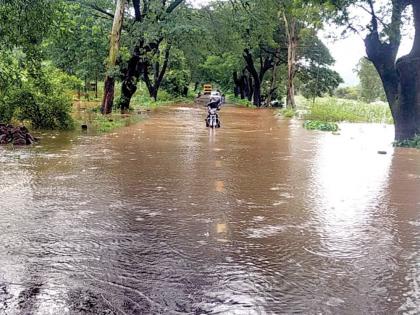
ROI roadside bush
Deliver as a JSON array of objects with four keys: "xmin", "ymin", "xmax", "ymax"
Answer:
[
  {"xmin": 279, "ymin": 108, "xmax": 296, "ymax": 118},
  {"xmin": 227, "ymin": 95, "xmax": 254, "ymax": 107},
  {"xmin": 161, "ymin": 69, "xmax": 190, "ymax": 97},
  {"xmin": 0, "ymin": 63, "xmax": 76, "ymax": 129},
  {"xmin": 394, "ymin": 135, "xmax": 420, "ymax": 149},
  {"xmin": 303, "ymin": 120, "xmax": 339, "ymax": 131}
]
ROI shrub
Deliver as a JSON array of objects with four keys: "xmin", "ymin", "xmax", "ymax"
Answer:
[
  {"xmin": 227, "ymin": 96, "xmax": 254, "ymax": 107},
  {"xmin": 0, "ymin": 63, "xmax": 75, "ymax": 129},
  {"xmin": 161, "ymin": 69, "xmax": 190, "ymax": 97},
  {"xmin": 303, "ymin": 120, "xmax": 339, "ymax": 131},
  {"xmin": 279, "ymin": 108, "xmax": 296, "ymax": 118},
  {"xmin": 394, "ymin": 135, "xmax": 420, "ymax": 149}
]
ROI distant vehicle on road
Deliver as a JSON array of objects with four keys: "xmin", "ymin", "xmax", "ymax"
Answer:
[{"xmin": 203, "ymin": 84, "xmax": 212, "ymax": 95}]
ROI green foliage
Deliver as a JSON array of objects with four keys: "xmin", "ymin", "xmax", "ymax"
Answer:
[
  {"xmin": 0, "ymin": 62, "xmax": 75, "ymax": 129},
  {"xmin": 45, "ymin": 1, "xmax": 109, "ymax": 81},
  {"xmin": 227, "ymin": 96, "xmax": 254, "ymax": 108},
  {"xmin": 0, "ymin": 0, "xmax": 75, "ymax": 129},
  {"xmin": 304, "ymin": 97, "xmax": 393, "ymax": 123},
  {"xmin": 334, "ymin": 86, "xmax": 360, "ymax": 100},
  {"xmin": 279, "ymin": 108, "xmax": 296, "ymax": 118},
  {"xmin": 198, "ymin": 54, "xmax": 240, "ymax": 91},
  {"xmin": 297, "ymin": 35, "xmax": 343, "ymax": 99},
  {"xmin": 299, "ymin": 66, "xmax": 343, "ymax": 99},
  {"xmin": 161, "ymin": 49, "xmax": 192, "ymax": 97},
  {"xmin": 394, "ymin": 135, "xmax": 420, "ymax": 149},
  {"xmin": 303, "ymin": 120, "xmax": 339, "ymax": 131},
  {"xmin": 354, "ymin": 57, "xmax": 387, "ymax": 103},
  {"xmin": 90, "ymin": 115, "xmax": 140, "ymax": 133}
]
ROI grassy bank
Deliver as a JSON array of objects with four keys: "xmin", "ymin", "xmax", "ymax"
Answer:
[
  {"xmin": 302, "ymin": 97, "xmax": 393, "ymax": 124},
  {"xmin": 73, "ymin": 84, "xmax": 195, "ymax": 133},
  {"xmin": 226, "ymin": 95, "xmax": 255, "ymax": 108}
]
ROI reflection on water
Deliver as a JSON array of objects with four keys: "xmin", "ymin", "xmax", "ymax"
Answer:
[{"xmin": 0, "ymin": 104, "xmax": 419, "ymax": 314}]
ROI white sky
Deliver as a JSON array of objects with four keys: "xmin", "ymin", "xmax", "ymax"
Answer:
[{"xmin": 188, "ymin": 0, "xmax": 414, "ymax": 86}]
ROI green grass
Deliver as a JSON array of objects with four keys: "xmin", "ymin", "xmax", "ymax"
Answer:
[
  {"xmin": 226, "ymin": 95, "xmax": 256, "ymax": 108},
  {"xmin": 74, "ymin": 112, "xmax": 142, "ymax": 133},
  {"xmin": 394, "ymin": 135, "xmax": 420, "ymax": 149},
  {"xmin": 129, "ymin": 88, "xmax": 194, "ymax": 109},
  {"xmin": 93, "ymin": 115, "xmax": 137, "ymax": 133},
  {"xmin": 303, "ymin": 97, "xmax": 393, "ymax": 124},
  {"xmin": 73, "ymin": 84, "xmax": 195, "ymax": 133},
  {"xmin": 278, "ymin": 108, "xmax": 296, "ymax": 118},
  {"xmin": 303, "ymin": 120, "xmax": 339, "ymax": 132}
]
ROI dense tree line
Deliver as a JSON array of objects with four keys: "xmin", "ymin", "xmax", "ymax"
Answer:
[{"xmin": 0, "ymin": 0, "xmax": 419, "ymax": 141}]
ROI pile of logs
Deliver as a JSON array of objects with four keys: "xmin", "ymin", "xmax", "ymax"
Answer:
[{"xmin": 0, "ymin": 124, "xmax": 37, "ymax": 145}]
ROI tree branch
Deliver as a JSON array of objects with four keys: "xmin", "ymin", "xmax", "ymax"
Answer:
[{"xmin": 166, "ymin": 0, "xmax": 183, "ymax": 14}]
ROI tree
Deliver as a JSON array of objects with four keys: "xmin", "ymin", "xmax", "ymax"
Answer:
[
  {"xmin": 280, "ymin": 0, "xmax": 324, "ymax": 108},
  {"xmin": 101, "ymin": 0, "xmax": 127, "ymax": 114},
  {"xmin": 355, "ymin": 57, "xmax": 386, "ymax": 103},
  {"xmin": 45, "ymin": 1, "xmax": 110, "ymax": 98},
  {"xmin": 0, "ymin": 0, "xmax": 74, "ymax": 129},
  {"xmin": 297, "ymin": 35, "xmax": 343, "ymax": 99},
  {"xmin": 322, "ymin": 0, "xmax": 420, "ymax": 140},
  {"xmin": 117, "ymin": 0, "xmax": 185, "ymax": 111},
  {"xmin": 207, "ymin": 0, "xmax": 280, "ymax": 106}
]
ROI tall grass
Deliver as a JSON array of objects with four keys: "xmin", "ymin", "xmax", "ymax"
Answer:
[
  {"xmin": 303, "ymin": 97, "xmax": 393, "ymax": 124},
  {"xmin": 226, "ymin": 95, "xmax": 255, "ymax": 108}
]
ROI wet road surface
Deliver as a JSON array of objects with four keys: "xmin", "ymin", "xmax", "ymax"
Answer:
[{"xmin": 0, "ymin": 104, "xmax": 419, "ymax": 314}]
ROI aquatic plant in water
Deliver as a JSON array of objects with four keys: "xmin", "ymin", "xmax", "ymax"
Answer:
[{"xmin": 303, "ymin": 120, "xmax": 339, "ymax": 132}]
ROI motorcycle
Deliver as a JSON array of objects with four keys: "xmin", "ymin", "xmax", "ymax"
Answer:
[{"xmin": 206, "ymin": 107, "xmax": 221, "ymax": 128}]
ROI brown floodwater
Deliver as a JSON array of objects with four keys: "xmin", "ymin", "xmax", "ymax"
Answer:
[{"xmin": 0, "ymin": 104, "xmax": 419, "ymax": 314}]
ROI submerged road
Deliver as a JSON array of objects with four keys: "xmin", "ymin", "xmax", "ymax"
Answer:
[{"xmin": 0, "ymin": 104, "xmax": 419, "ymax": 314}]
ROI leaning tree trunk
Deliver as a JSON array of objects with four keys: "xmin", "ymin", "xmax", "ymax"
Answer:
[
  {"xmin": 366, "ymin": 1, "xmax": 420, "ymax": 141},
  {"xmin": 142, "ymin": 45, "xmax": 171, "ymax": 101},
  {"xmin": 394, "ymin": 56, "xmax": 420, "ymax": 139},
  {"xmin": 243, "ymin": 49, "xmax": 262, "ymax": 106},
  {"xmin": 284, "ymin": 13, "xmax": 297, "ymax": 109},
  {"xmin": 120, "ymin": 49, "xmax": 143, "ymax": 112},
  {"xmin": 393, "ymin": 1, "xmax": 420, "ymax": 140},
  {"xmin": 101, "ymin": 0, "xmax": 126, "ymax": 114}
]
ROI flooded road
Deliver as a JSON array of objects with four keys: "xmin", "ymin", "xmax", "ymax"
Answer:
[{"xmin": 0, "ymin": 104, "xmax": 419, "ymax": 314}]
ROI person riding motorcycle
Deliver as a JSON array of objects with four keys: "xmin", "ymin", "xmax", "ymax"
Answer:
[{"xmin": 206, "ymin": 97, "xmax": 221, "ymax": 127}]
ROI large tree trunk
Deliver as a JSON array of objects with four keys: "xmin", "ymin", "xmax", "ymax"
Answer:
[
  {"xmin": 266, "ymin": 48, "xmax": 279, "ymax": 106},
  {"xmin": 143, "ymin": 45, "xmax": 171, "ymax": 101},
  {"xmin": 101, "ymin": 0, "xmax": 126, "ymax": 114},
  {"xmin": 233, "ymin": 72, "xmax": 240, "ymax": 97},
  {"xmin": 247, "ymin": 75, "xmax": 253, "ymax": 102},
  {"xmin": 243, "ymin": 49, "xmax": 262, "ymax": 106},
  {"xmin": 119, "ymin": 47, "xmax": 144, "ymax": 112},
  {"xmin": 394, "ymin": 57, "xmax": 420, "ymax": 139},
  {"xmin": 284, "ymin": 13, "xmax": 297, "ymax": 109},
  {"xmin": 393, "ymin": 1, "xmax": 420, "ymax": 140},
  {"xmin": 366, "ymin": 1, "xmax": 420, "ymax": 141},
  {"xmin": 240, "ymin": 73, "xmax": 247, "ymax": 99}
]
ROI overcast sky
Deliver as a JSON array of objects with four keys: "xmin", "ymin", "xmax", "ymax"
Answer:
[{"xmin": 187, "ymin": 0, "xmax": 414, "ymax": 86}]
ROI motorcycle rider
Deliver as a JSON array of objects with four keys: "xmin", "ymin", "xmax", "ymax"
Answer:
[{"xmin": 206, "ymin": 96, "xmax": 222, "ymax": 127}]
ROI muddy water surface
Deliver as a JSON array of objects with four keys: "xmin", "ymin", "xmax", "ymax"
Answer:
[{"xmin": 0, "ymin": 104, "xmax": 419, "ymax": 314}]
